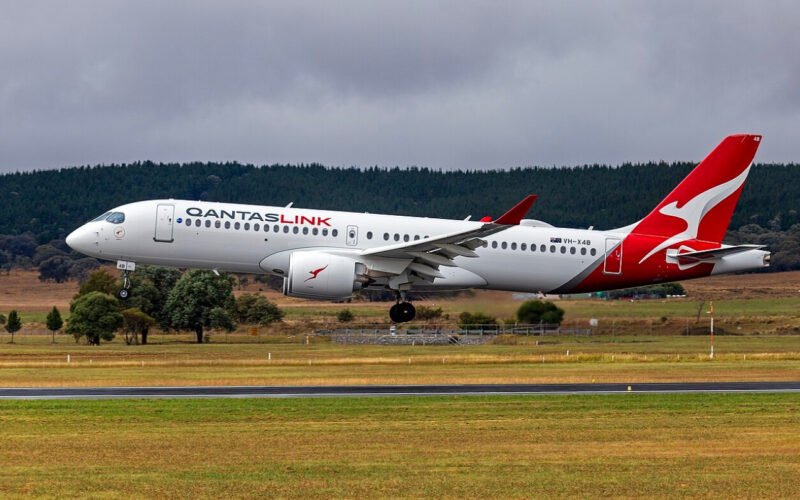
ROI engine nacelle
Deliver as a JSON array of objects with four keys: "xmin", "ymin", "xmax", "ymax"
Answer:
[{"xmin": 283, "ymin": 251, "xmax": 367, "ymax": 301}]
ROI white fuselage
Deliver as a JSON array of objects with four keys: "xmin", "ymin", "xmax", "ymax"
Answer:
[{"xmin": 67, "ymin": 199, "xmax": 621, "ymax": 294}]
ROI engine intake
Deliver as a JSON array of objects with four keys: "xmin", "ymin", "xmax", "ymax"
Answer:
[{"xmin": 283, "ymin": 252, "xmax": 367, "ymax": 301}]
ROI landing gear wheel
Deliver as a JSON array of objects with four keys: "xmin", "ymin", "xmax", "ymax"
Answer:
[
  {"xmin": 389, "ymin": 302, "xmax": 416, "ymax": 323},
  {"xmin": 117, "ymin": 288, "xmax": 129, "ymax": 300},
  {"xmin": 118, "ymin": 269, "xmax": 132, "ymax": 300}
]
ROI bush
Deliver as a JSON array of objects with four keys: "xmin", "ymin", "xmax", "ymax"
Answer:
[
  {"xmin": 233, "ymin": 293, "xmax": 284, "ymax": 325},
  {"xmin": 516, "ymin": 300, "xmax": 565, "ymax": 325},
  {"xmin": 337, "ymin": 309, "xmax": 355, "ymax": 323},
  {"xmin": 415, "ymin": 305, "xmax": 443, "ymax": 321},
  {"xmin": 457, "ymin": 312, "xmax": 497, "ymax": 328}
]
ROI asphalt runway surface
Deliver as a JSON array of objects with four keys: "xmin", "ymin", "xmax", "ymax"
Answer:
[{"xmin": 2, "ymin": 381, "xmax": 799, "ymax": 399}]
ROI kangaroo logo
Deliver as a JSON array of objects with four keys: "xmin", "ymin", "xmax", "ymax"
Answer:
[
  {"xmin": 304, "ymin": 265, "xmax": 328, "ymax": 282},
  {"xmin": 639, "ymin": 164, "xmax": 752, "ymax": 264}
]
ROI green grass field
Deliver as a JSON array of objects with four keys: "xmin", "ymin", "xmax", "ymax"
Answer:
[
  {"xmin": 1, "ymin": 393, "xmax": 799, "ymax": 499},
  {"xmin": 1, "ymin": 334, "xmax": 799, "ymax": 387}
]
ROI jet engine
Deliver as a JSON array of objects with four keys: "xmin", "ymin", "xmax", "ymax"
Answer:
[{"xmin": 282, "ymin": 251, "xmax": 368, "ymax": 301}]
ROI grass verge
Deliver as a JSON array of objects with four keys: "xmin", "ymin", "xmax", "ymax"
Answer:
[{"xmin": 1, "ymin": 393, "xmax": 799, "ymax": 498}]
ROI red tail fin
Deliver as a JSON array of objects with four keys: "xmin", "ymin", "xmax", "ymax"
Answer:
[{"xmin": 632, "ymin": 134, "xmax": 761, "ymax": 245}]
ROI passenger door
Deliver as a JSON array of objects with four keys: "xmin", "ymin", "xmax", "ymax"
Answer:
[
  {"xmin": 154, "ymin": 204, "xmax": 175, "ymax": 242},
  {"xmin": 603, "ymin": 237, "xmax": 622, "ymax": 275}
]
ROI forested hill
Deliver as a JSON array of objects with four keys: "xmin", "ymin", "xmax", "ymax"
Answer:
[{"xmin": 1, "ymin": 161, "xmax": 799, "ymax": 241}]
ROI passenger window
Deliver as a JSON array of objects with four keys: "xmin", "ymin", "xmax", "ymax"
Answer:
[
  {"xmin": 511, "ymin": 242, "xmax": 517, "ymax": 250},
  {"xmin": 283, "ymin": 226, "xmax": 289, "ymax": 233},
  {"xmin": 367, "ymin": 231, "xmax": 373, "ymax": 240},
  {"xmin": 195, "ymin": 219, "xmax": 201, "ymax": 228},
  {"xmin": 312, "ymin": 228, "xmax": 318, "ymax": 235},
  {"xmin": 215, "ymin": 221, "xmax": 221, "ymax": 229},
  {"xmin": 520, "ymin": 243, "xmax": 526, "ymax": 251},
  {"xmin": 205, "ymin": 220, "xmax": 211, "ymax": 228},
  {"xmin": 303, "ymin": 227, "xmax": 309, "ymax": 235},
  {"xmin": 590, "ymin": 248, "xmax": 597, "ymax": 256},
  {"xmin": 273, "ymin": 225, "xmax": 279, "ymax": 232},
  {"xmin": 322, "ymin": 229, "xmax": 329, "ymax": 236},
  {"xmin": 501, "ymin": 242, "xmax": 508, "ymax": 249},
  {"xmin": 403, "ymin": 234, "xmax": 409, "ymax": 242},
  {"xmin": 550, "ymin": 245, "xmax": 556, "ymax": 253},
  {"xmin": 570, "ymin": 247, "xmax": 576, "ymax": 255},
  {"xmin": 491, "ymin": 241, "xmax": 498, "ymax": 249},
  {"xmin": 225, "ymin": 221, "xmax": 231, "ymax": 229},
  {"xmin": 254, "ymin": 223, "xmax": 260, "ymax": 231},
  {"xmin": 560, "ymin": 246, "xmax": 566, "ymax": 254},
  {"xmin": 414, "ymin": 235, "xmax": 420, "ymax": 241},
  {"xmin": 244, "ymin": 223, "xmax": 250, "ymax": 231},
  {"xmin": 106, "ymin": 212, "xmax": 125, "ymax": 224},
  {"xmin": 234, "ymin": 222, "xmax": 241, "ymax": 230},
  {"xmin": 394, "ymin": 234, "xmax": 400, "ymax": 241},
  {"xmin": 540, "ymin": 244, "xmax": 546, "ymax": 252},
  {"xmin": 185, "ymin": 218, "xmax": 192, "ymax": 227},
  {"xmin": 293, "ymin": 227, "xmax": 299, "ymax": 234},
  {"xmin": 332, "ymin": 229, "xmax": 339, "ymax": 237},
  {"xmin": 580, "ymin": 247, "xmax": 586, "ymax": 255},
  {"xmin": 384, "ymin": 233, "xmax": 390, "ymax": 241}
]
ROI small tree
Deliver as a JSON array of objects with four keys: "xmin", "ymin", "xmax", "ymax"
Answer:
[
  {"xmin": 38, "ymin": 255, "xmax": 73, "ymax": 283},
  {"xmin": 66, "ymin": 292, "xmax": 123, "ymax": 345},
  {"xmin": 233, "ymin": 293, "xmax": 284, "ymax": 325},
  {"xmin": 163, "ymin": 270, "xmax": 236, "ymax": 343},
  {"xmin": 121, "ymin": 308, "xmax": 155, "ymax": 345},
  {"xmin": 516, "ymin": 300, "xmax": 565, "ymax": 326},
  {"xmin": 75, "ymin": 269, "xmax": 118, "ymax": 298},
  {"xmin": 337, "ymin": 309, "xmax": 354, "ymax": 323},
  {"xmin": 46, "ymin": 306, "xmax": 63, "ymax": 343},
  {"xmin": 5, "ymin": 310, "xmax": 22, "ymax": 343}
]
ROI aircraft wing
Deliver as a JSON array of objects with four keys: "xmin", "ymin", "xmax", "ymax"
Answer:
[{"xmin": 360, "ymin": 195, "xmax": 536, "ymax": 280}]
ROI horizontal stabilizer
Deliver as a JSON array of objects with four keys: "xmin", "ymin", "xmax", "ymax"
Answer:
[{"xmin": 667, "ymin": 244, "xmax": 765, "ymax": 263}]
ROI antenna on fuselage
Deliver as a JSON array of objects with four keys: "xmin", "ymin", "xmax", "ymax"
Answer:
[{"xmin": 285, "ymin": 202, "xmax": 293, "ymax": 208}]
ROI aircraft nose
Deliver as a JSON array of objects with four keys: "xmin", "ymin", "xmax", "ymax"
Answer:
[{"xmin": 66, "ymin": 225, "xmax": 97, "ymax": 255}]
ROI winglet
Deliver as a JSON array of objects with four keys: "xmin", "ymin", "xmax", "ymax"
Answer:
[{"xmin": 493, "ymin": 195, "xmax": 537, "ymax": 225}]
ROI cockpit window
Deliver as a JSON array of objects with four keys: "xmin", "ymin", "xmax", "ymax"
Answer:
[
  {"xmin": 106, "ymin": 212, "xmax": 125, "ymax": 224},
  {"xmin": 90, "ymin": 212, "xmax": 112, "ymax": 222}
]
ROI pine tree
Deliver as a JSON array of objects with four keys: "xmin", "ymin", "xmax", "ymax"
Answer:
[
  {"xmin": 46, "ymin": 306, "xmax": 63, "ymax": 344},
  {"xmin": 5, "ymin": 310, "xmax": 22, "ymax": 343}
]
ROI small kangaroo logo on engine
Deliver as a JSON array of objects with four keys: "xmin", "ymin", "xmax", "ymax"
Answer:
[{"xmin": 305, "ymin": 265, "xmax": 328, "ymax": 282}]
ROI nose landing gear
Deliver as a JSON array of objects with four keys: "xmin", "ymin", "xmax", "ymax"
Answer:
[{"xmin": 116, "ymin": 260, "xmax": 136, "ymax": 300}]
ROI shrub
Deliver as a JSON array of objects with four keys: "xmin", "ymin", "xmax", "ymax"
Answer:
[
  {"xmin": 516, "ymin": 300, "xmax": 565, "ymax": 325},
  {"xmin": 337, "ymin": 309, "xmax": 355, "ymax": 323}
]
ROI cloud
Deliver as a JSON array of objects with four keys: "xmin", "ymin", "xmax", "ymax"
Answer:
[{"xmin": 0, "ymin": 1, "xmax": 798, "ymax": 172}]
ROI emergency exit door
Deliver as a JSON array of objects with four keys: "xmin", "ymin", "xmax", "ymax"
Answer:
[
  {"xmin": 603, "ymin": 237, "xmax": 622, "ymax": 275},
  {"xmin": 154, "ymin": 204, "xmax": 175, "ymax": 242}
]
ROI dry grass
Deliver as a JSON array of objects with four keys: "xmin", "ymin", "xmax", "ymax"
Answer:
[
  {"xmin": 0, "ymin": 335, "xmax": 799, "ymax": 387},
  {"xmin": 1, "ymin": 393, "xmax": 799, "ymax": 498}
]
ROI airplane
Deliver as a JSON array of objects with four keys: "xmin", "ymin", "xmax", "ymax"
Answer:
[{"xmin": 66, "ymin": 134, "xmax": 769, "ymax": 323}]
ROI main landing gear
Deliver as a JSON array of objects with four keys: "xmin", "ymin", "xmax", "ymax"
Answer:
[{"xmin": 389, "ymin": 291, "xmax": 416, "ymax": 323}]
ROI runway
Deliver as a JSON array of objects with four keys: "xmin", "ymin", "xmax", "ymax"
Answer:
[{"xmin": 2, "ymin": 381, "xmax": 800, "ymax": 399}]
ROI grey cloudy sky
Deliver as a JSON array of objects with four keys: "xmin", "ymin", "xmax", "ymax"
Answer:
[{"xmin": 1, "ymin": 1, "xmax": 798, "ymax": 172}]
